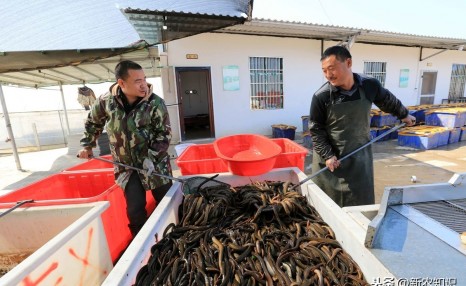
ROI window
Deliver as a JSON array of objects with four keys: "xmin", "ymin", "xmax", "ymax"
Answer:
[
  {"xmin": 420, "ymin": 71, "xmax": 437, "ymax": 105},
  {"xmin": 448, "ymin": 64, "xmax": 466, "ymax": 100},
  {"xmin": 249, "ymin": 57, "xmax": 283, "ymax": 110},
  {"xmin": 421, "ymin": 72, "xmax": 437, "ymax": 95},
  {"xmin": 363, "ymin": 61, "xmax": 387, "ymax": 87}
]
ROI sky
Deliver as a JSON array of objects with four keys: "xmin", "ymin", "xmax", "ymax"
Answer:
[{"xmin": 253, "ymin": 0, "xmax": 466, "ymax": 39}]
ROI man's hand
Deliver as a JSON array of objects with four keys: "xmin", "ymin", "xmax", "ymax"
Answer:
[
  {"xmin": 325, "ymin": 156, "xmax": 340, "ymax": 172},
  {"xmin": 77, "ymin": 147, "xmax": 93, "ymax": 159},
  {"xmin": 401, "ymin": 114, "xmax": 416, "ymax": 126},
  {"xmin": 143, "ymin": 158, "xmax": 155, "ymax": 176}
]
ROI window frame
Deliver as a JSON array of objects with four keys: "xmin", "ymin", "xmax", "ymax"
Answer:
[
  {"xmin": 448, "ymin": 64, "xmax": 466, "ymax": 100},
  {"xmin": 363, "ymin": 61, "xmax": 387, "ymax": 87},
  {"xmin": 249, "ymin": 56, "xmax": 284, "ymax": 110}
]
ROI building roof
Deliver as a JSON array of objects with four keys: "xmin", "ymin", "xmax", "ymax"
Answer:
[
  {"xmin": 123, "ymin": 0, "xmax": 251, "ymax": 17},
  {"xmin": 0, "ymin": 0, "xmax": 252, "ymax": 88},
  {"xmin": 0, "ymin": 1, "xmax": 141, "ymax": 52},
  {"xmin": 0, "ymin": 45, "xmax": 160, "ymax": 88},
  {"xmin": 122, "ymin": 0, "xmax": 251, "ymax": 44},
  {"xmin": 215, "ymin": 19, "xmax": 466, "ymax": 52}
]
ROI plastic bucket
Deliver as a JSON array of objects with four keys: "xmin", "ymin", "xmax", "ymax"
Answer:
[
  {"xmin": 271, "ymin": 124, "xmax": 297, "ymax": 140},
  {"xmin": 213, "ymin": 134, "xmax": 281, "ymax": 176}
]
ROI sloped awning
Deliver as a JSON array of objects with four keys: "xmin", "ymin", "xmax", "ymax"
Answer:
[
  {"xmin": 0, "ymin": 42, "xmax": 160, "ymax": 88},
  {"xmin": 121, "ymin": 0, "xmax": 252, "ymax": 44},
  {"xmin": 0, "ymin": 0, "xmax": 253, "ymax": 87},
  {"xmin": 216, "ymin": 19, "xmax": 466, "ymax": 52},
  {"xmin": 0, "ymin": 0, "xmax": 253, "ymax": 170}
]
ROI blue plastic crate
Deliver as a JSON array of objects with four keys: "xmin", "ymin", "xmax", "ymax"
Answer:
[
  {"xmin": 460, "ymin": 127, "xmax": 466, "ymax": 142},
  {"xmin": 425, "ymin": 112, "xmax": 466, "ymax": 128},
  {"xmin": 370, "ymin": 129, "xmax": 377, "ymax": 140},
  {"xmin": 448, "ymin": 128, "xmax": 461, "ymax": 144},
  {"xmin": 272, "ymin": 124, "xmax": 297, "ymax": 140},
  {"xmin": 412, "ymin": 109, "xmax": 426, "ymax": 123},
  {"xmin": 302, "ymin": 132, "xmax": 312, "ymax": 149},
  {"xmin": 301, "ymin": 116, "xmax": 309, "ymax": 133},
  {"xmin": 376, "ymin": 127, "xmax": 392, "ymax": 141},
  {"xmin": 436, "ymin": 129, "xmax": 450, "ymax": 147},
  {"xmin": 398, "ymin": 133, "xmax": 439, "ymax": 150},
  {"xmin": 371, "ymin": 113, "xmax": 398, "ymax": 127}
]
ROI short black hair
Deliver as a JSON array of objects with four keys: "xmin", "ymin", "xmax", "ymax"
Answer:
[
  {"xmin": 321, "ymin": 46, "xmax": 352, "ymax": 62},
  {"xmin": 115, "ymin": 60, "xmax": 143, "ymax": 81}
]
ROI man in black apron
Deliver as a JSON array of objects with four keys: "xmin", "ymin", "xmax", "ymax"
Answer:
[{"xmin": 309, "ymin": 46, "xmax": 416, "ymax": 207}]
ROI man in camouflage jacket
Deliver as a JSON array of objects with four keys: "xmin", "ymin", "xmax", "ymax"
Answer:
[{"xmin": 78, "ymin": 60, "xmax": 172, "ymax": 236}]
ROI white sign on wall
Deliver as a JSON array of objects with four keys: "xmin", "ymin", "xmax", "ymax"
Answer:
[{"xmin": 222, "ymin": 65, "xmax": 240, "ymax": 91}]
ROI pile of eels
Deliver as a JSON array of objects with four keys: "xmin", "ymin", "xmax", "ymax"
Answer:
[{"xmin": 135, "ymin": 181, "xmax": 369, "ymax": 286}]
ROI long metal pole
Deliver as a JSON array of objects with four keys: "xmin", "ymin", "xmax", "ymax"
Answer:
[
  {"xmin": 0, "ymin": 84, "xmax": 22, "ymax": 170},
  {"xmin": 59, "ymin": 82, "xmax": 71, "ymax": 140},
  {"xmin": 295, "ymin": 123, "xmax": 406, "ymax": 189}
]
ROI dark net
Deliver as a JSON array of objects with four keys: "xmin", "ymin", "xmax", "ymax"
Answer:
[{"xmin": 181, "ymin": 175, "xmax": 230, "ymax": 195}]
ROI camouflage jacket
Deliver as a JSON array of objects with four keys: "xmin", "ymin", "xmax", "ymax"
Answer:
[{"xmin": 80, "ymin": 83, "xmax": 172, "ymax": 190}]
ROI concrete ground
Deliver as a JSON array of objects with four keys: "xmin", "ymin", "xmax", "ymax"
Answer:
[{"xmin": 1, "ymin": 137, "xmax": 466, "ymax": 204}]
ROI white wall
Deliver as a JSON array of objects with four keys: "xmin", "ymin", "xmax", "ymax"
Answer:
[
  {"xmin": 167, "ymin": 33, "xmax": 322, "ymax": 137},
  {"xmin": 346, "ymin": 43, "xmax": 421, "ymax": 106},
  {"xmin": 165, "ymin": 33, "xmax": 466, "ymax": 138},
  {"xmin": 414, "ymin": 47, "xmax": 466, "ymax": 104}
]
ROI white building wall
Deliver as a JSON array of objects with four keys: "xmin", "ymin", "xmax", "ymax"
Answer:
[
  {"xmin": 346, "ymin": 43, "xmax": 420, "ymax": 106},
  {"xmin": 415, "ymin": 47, "xmax": 466, "ymax": 104},
  {"xmin": 165, "ymin": 33, "xmax": 466, "ymax": 138},
  {"xmin": 167, "ymin": 33, "xmax": 322, "ymax": 137}
]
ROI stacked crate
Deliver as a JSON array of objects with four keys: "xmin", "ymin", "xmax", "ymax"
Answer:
[
  {"xmin": 398, "ymin": 126, "xmax": 450, "ymax": 149},
  {"xmin": 406, "ymin": 104, "xmax": 434, "ymax": 125},
  {"xmin": 398, "ymin": 105, "xmax": 466, "ymax": 149},
  {"xmin": 370, "ymin": 110, "xmax": 399, "ymax": 141},
  {"xmin": 425, "ymin": 107, "xmax": 466, "ymax": 145},
  {"xmin": 301, "ymin": 115, "xmax": 312, "ymax": 149}
]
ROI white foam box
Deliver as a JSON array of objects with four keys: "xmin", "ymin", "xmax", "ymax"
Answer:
[{"xmin": 0, "ymin": 201, "xmax": 112, "ymax": 285}]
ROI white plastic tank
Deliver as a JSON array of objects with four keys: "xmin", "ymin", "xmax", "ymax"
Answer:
[{"xmin": 0, "ymin": 202, "xmax": 112, "ymax": 285}]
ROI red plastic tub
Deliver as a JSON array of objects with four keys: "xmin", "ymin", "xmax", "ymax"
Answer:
[
  {"xmin": 213, "ymin": 134, "xmax": 281, "ymax": 176},
  {"xmin": 0, "ymin": 171, "xmax": 156, "ymax": 263},
  {"xmin": 176, "ymin": 143, "xmax": 228, "ymax": 175},
  {"xmin": 272, "ymin": 138, "xmax": 309, "ymax": 171},
  {"xmin": 63, "ymin": 155, "xmax": 113, "ymax": 172},
  {"xmin": 175, "ymin": 138, "xmax": 308, "ymax": 175}
]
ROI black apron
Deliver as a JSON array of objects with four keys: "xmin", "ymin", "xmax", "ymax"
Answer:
[{"xmin": 312, "ymin": 87, "xmax": 374, "ymax": 207}]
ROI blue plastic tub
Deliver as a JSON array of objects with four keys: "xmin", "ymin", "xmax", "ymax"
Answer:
[
  {"xmin": 272, "ymin": 124, "xmax": 297, "ymax": 140},
  {"xmin": 436, "ymin": 129, "xmax": 450, "ymax": 147},
  {"xmin": 376, "ymin": 126, "xmax": 393, "ymax": 141},
  {"xmin": 461, "ymin": 127, "xmax": 466, "ymax": 141},
  {"xmin": 411, "ymin": 109, "xmax": 426, "ymax": 123},
  {"xmin": 301, "ymin": 116, "xmax": 309, "ymax": 133},
  {"xmin": 398, "ymin": 133, "xmax": 439, "ymax": 150},
  {"xmin": 302, "ymin": 132, "xmax": 312, "ymax": 149},
  {"xmin": 371, "ymin": 113, "xmax": 398, "ymax": 127},
  {"xmin": 448, "ymin": 128, "xmax": 461, "ymax": 144},
  {"xmin": 425, "ymin": 111, "xmax": 466, "ymax": 128}
]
